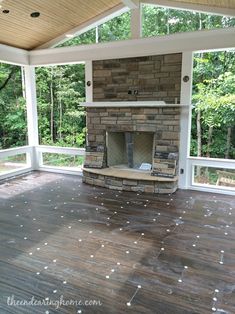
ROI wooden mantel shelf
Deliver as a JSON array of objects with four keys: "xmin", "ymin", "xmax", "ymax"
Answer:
[{"xmin": 81, "ymin": 101, "xmax": 186, "ymax": 108}]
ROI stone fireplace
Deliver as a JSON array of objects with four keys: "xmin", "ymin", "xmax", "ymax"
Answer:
[
  {"xmin": 82, "ymin": 53, "xmax": 182, "ymax": 194},
  {"xmin": 82, "ymin": 102, "xmax": 181, "ymax": 194}
]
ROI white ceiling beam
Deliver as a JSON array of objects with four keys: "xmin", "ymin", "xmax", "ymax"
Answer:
[
  {"xmin": 141, "ymin": 0, "xmax": 235, "ymax": 17},
  {"xmin": 131, "ymin": 4, "xmax": 142, "ymax": 39},
  {"xmin": 122, "ymin": 0, "xmax": 139, "ymax": 9},
  {"xmin": 0, "ymin": 43, "xmax": 29, "ymax": 65},
  {"xmin": 36, "ymin": 4, "xmax": 129, "ymax": 50},
  {"xmin": 29, "ymin": 27, "xmax": 235, "ymax": 66}
]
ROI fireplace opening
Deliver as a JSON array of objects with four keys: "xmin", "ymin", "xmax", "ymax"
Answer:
[{"xmin": 107, "ymin": 132, "xmax": 154, "ymax": 170}]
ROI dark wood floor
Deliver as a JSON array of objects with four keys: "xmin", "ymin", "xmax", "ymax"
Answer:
[{"xmin": 0, "ymin": 172, "xmax": 234, "ymax": 314}]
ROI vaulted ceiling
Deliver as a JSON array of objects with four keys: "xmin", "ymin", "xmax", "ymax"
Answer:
[
  {"xmin": 0, "ymin": 0, "xmax": 122, "ymax": 50},
  {"xmin": 0, "ymin": 0, "xmax": 234, "ymax": 51}
]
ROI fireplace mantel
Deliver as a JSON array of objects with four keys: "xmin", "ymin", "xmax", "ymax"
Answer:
[{"xmin": 81, "ymin": 101, "xmax": 186, "ymax": 108}]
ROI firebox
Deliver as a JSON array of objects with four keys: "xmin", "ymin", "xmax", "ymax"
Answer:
[{"xmin": 107, "ymin": 131, "xmax": 154, "ymax": 170}]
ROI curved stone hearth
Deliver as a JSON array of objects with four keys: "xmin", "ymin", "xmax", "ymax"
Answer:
[{"xmin": 83, "ymin": 168, "xmax": 178, "ymax": 194}]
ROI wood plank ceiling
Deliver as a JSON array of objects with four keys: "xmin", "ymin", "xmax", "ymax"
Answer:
[
  {"xmin": 172, "ymin": 0, "xmax": 235, "ymax": 9},
  {"xmin": 0, "ymin": 0, "xmax": 122, "ymax": 50},
  {"xmin": 0, "ymin": 0, "xmax": 234, "ymax": 51}
]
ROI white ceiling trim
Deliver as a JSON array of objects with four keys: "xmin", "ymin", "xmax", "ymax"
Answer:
[
  {"xmin": 122, "ymin": 0, "xmax": 139, "ymax": 9},
  {"xmin": 29, "ymin": 27, "xmax": 235, "ymax": 66},
  {"xmin": 0, "ymin": 43, "xmax": 29, "ymax": 65}
]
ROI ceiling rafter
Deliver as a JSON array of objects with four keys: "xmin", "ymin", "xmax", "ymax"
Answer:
[{"xmin": 122, "ymin": 0, "xmax": 140, "ymax": 9}]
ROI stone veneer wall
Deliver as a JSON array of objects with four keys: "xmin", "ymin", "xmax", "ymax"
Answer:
[{"xmin": 93, "ymin": 53, "xmax": 182, "ymax": 103}]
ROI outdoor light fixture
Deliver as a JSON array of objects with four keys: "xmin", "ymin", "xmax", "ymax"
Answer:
[{"xmin": 31, "ymin": 11, "xmax": 40, "ymax": 18}]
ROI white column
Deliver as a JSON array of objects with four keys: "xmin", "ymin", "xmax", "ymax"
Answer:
[
  {"xmin": 130, "ymin": 4, "xmax": 142, "ymax": 39},
  {"xmin": 24, "ymin": 65, "xmax": 40, "ymax": 169},
  {"xmin": 178, "ymin": 51, "xmax": 193, "ymax": 189},
  {"xmin": 85, "ymin": 61, "xmax": 93, "ymax": 102}
]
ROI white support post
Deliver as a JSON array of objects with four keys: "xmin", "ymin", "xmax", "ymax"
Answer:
[
  {"xmin": 85, "ymin": 61, "xmax": 93, "ymax": 146},
  {"xmin": 85, "ymin": 61, "xmax": 93, "ymax": 102},
  {"xmin": 178, "ymin": 51, "xmax": 193, "ymax": 189},
  {"xmin": 131, "ymin": 3, "xmax": 142, "ymax": 39},
  {"xmin": 24, "ymin": 66, "xmax": 40, "ymax": 169}
]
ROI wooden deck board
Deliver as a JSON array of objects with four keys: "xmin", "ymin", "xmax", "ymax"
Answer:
[{"xmin": 0, "ymin": 171, "xmax": 234, "ymax": 314}]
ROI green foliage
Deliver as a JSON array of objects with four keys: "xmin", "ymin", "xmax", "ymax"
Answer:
[
  {"xmin": 142, "ymin": 4, "xmax": 235, "ymax": 37},
  {"xmin": 191, "ymin": 52, "xmax": 235, "ymax": 159},
  {"xmin": 0, "ymin": 64, "xmax": 27, "ymax": 149},
  {"xmin": 36, "ymin": 64, "xmax": 86, "ymax": 147}
]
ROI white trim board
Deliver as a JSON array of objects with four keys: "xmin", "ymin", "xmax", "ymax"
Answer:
[
  {"xmin": 29, "ymin": 27, "xmax": 235, "ymax": 66},
  {"xmin": 0, "ymin": 43, "xmax": 29, "ymax": 65},
  {"xmin": 123, "ymin": 0, "xmax": 139, "ymax": 9}
]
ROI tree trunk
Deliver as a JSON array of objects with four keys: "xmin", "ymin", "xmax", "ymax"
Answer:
[
  {"xmin": 196, "ymin": 110, "xmax": 202, "ymax": 177},
  {"xmin": 225, "ymin": 126, "xmax": 232, "ymax": 159},
  {"xmin": 197, "ymin": 110, "xmax": 202, "ymax": 157},
  {"xmin": 58, "ymin": 76, "xmax": 62, "ymax": 140},
  {"xmin": 50, "ymin": 70, "xmax": 54, "ymax": 143},
  {"xmin": 0, "ymin": 67, "xmax": 17, "ymax": 91},
  {"xmin": 206, "ymin": 126, "xmax": 213, "ymax": 158}
]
